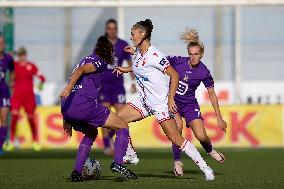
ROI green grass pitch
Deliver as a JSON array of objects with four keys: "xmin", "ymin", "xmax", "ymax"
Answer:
[{"xmin": 0, "ymin": 148, "xmax": 284, "ymax": 189}]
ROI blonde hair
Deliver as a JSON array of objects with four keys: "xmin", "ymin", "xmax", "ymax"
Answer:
[{"xmin": 180, "ymin": 28, "xmax": 204, "ymax": 57}]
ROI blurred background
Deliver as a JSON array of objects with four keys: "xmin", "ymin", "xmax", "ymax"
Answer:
[{"xmin": 1, "ymin": 0, "xmax": 283, "ymax": 149}]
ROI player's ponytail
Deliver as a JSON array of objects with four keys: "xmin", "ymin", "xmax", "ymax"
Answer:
[
  {"xmin": 94, "ymin": 36, "xmax": 113, "ymax": 64},
  {"xmin": 180, "ymin": 28, "xmax": 204, "ymax": 57}
]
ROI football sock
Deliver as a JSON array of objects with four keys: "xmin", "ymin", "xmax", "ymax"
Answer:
[
  {"xmin": 125, "ymin": 136, "xmax": 136, "ymax": 156},
  {"xmin": 28, "ymin": 115, "xmax": 38, "ymax": 142},
  {"xmin": 0, "ymin": 127, "xmax": 8, "ymax": 150},
  {"xmin": 109, "ymin": 130, "xmax": 116, "ymax": 138},
  {"xmin": 74, "ymin": 135, "xmax": 94, "ymax": 173},
  {"xmin": 10, "ymin": 114, "xmax": 19, "ymax": 143},
  {"xmin": 180, "ymin": 140, "xmax": 208, "ymax": 168},
  {"xmin": 172, "ymin": 143, "xmax": 182, "ymax": 161},
  {"xmin": 103, "ymin": 137, "xmax": 111, "ymax": 148},
  {"xmin": 200, "ymin": 141, "xmax": 213, "ymax": 153},
  {"xmin": 113, "ymin": 128, "xmax": 129, "ymax": 164}
]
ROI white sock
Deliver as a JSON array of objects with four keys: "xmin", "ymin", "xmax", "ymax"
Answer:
[
  {"xmin": 125, "ymin": 138, "xmax": 136, "ymax": 156},
  {"xmin": 180, "ymin": 140, "xmax": 208, "ymax": 169}
]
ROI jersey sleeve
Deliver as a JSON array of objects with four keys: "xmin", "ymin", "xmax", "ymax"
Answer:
[
  {"xmin": 154, "ymin": 53, "xmax": 171, "ymax": 73},
  {"xmin": 166, "ymin": 56, "xmax": 178, "ymax": 67},
  {"xmin": 32, "ymin": 63, "xmax": 46, "ymax": 83},
  {"xmin": 123, "ymin": 42, "xmax": 132, "ymax": 61},
  {"xmin": 202, "ymin": 68, "xmax": 214, "ymax": 88},
  {"xmin": 7, "ymin": 55, "xmax": 14, "ymax": 72},
  {"xmin": 83, "ymin": 56, "xmax": 107, "ymax": 73}
]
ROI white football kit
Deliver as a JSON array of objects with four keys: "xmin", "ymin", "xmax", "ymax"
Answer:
[{"xmin": 128, "ymin": 45, "xmax": 173, "ymax": 123}]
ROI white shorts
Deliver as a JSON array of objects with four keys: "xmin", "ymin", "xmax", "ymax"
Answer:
[{"xmin": 127, "ymin": 98, "xmax": 174, "ymax": 123}]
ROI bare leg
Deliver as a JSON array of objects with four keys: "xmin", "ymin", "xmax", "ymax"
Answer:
[{"xmin": 160, "ymin": 118, "xmax": 215, "ymax": 180}]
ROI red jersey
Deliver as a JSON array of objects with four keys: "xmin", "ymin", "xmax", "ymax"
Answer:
[{"xmin": 13, "ymin": 61, "xmax": 45, "ymax": 93}]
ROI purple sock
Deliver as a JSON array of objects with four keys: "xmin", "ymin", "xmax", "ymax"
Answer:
[
  {"xmin": 74, "ymin": 135, "xmax": 94, "ymax": 172},
  {"xmin": 103, "ymin": 137, "xmax": 111, "ymax": 148},
  {"xmin": 113, "ymin": 128, "xmax": 129, "ymax": 164},
  {"xmin": 172, "ymin": 144, "xmax": 182, "ymax": 161},
  {"xmin": 0, "ymin": 127, "xmax": 8, "ymax": 150},
  {"xmin": 109, "ymin": 130, "xmax": 116, "ymax": 138},
  {"xmin": 200, "ymin": 141, "xmax": 213, "ymax": 153}
]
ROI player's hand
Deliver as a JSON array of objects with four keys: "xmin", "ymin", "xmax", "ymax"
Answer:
[
  {"xmin": 124, "ymin": 46, "xmax": 135, "ymax": 54},
  {"xmin": 168, "ymin": 97, "xmax": 178, "ymax": 114},
  {"xmin": 37, "ymin": 82, "xmax": 44, "ymax": 91},
  {"xmin": 60, "ymin": 85, "xmax": 72, "ymax": 98},
  {"xmin": 217, "ymin": 118, "xmax": 227, "ymax": 133},
  {"xmin": 130, "ymin": 83, "xmax": 137, "ymax": 93},
  {"xmin": 112, "ymin": 67, "xmax": 129, "ymax": 76},
  {"xmin": 63, "ymin": 119, "xmax": 72, "ymax": 137}
]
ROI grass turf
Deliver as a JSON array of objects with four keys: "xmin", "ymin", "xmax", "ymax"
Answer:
[{"xmin": 0, "ymin": 148, "xmax": 284, "ymax": 189}]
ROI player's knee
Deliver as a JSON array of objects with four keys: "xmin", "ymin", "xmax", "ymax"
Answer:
[
  {"xmin": 11, "ymin": 110, "xmax": 20, "ymax": 116},
  {"xmin": 27, "ymin": 113, "xmax": 35, "ymax": 119},
  {"xmin": 85, "ymin": 127, "xmax": 98, "ymax": 140}
]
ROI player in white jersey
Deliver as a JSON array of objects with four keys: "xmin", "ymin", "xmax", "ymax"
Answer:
[
  {"xmin": 129, "ymin": 45, "xmax": 172, "ymax": 122},
  {"xmin": 112, "ymin": 19, "xmax": 215, "ymax": 180}
]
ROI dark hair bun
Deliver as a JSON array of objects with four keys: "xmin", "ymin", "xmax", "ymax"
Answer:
[{"xmin": 144, "ymin": 19, "xmax": 153, "ymax": 32}]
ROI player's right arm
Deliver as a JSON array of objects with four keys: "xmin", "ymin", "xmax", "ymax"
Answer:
[
  {"xmin": 113, "ymin": 45, "xmax": 135, "ymax": 76},
  {"xmin": 60, "ymin": 63, "xmax": 96, "ymax": 98},
  {"xmin": 113, "ymin": 66, "xmax": 133, "ymax": 76}
]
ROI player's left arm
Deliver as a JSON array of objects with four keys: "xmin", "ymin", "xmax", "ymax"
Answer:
[
  {"xmin": 207, "ymin": 87, "xmax": 227, "ymax": 132},
  {"xmin": 203, "ymin": 68, "xmax": 227, "ymax": 132},
  {"xmin": 8, "ymin": 56, "xmax": 15, "ymax": 88},
  {"xmin": 33, "ymin": 64, "xmax": 46, "ymax": 90},
  {"xmin": 165, "ymin": 66, "xmax": 179, "ymax": 113},
  {"xmin": 60, "ymin": 63, "xmax": 96, "ymax": 98}
]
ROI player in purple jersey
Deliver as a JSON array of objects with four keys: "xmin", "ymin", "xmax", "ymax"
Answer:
[
  {"xmin": 113, "ymin": 19, "xmax": 215, "ymax": 180},
  {"xmin": 168, "ymin": 29, "xmax": 227, "ymax": 176},
  {"xmin": 99, "ymin": 19, "xmax": 137, "ymax": 158},
  {"xmin": 0, "ymin": 36, "xmax": 14, "ymax": 155},
  {"xmin": 60, "ymin": 36, "xmax": 137, "ymax": 182}
]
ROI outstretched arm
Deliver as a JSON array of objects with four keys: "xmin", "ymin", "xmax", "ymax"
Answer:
[
  {"xmin": 207, "ymin": 87, "xmax": 227, "ymax": 132},
  {"xmin": 126, "ymin": 60, "xmax": 137, "ymax": 93},
  {"xmin": 113, "ymin": 66, "xmax": 133, "ymax": 76},
  {"xmin": 165, "ymin": 66, "xmax": 179, "ymax": 113},
  {"xmin": 60, "ymin": 63, "xmax": 96, "ymax": 98}
]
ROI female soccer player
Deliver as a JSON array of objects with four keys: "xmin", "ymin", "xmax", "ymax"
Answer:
[
  {"xmin": 113, "ymin": 19, "xmax": 215, "ymax": 180},
  {"xmin": 7, "ymin": 47, "xmax": 45, "ymax": 151},
  {"xmin": 0, "ymin": 36, "xmax": 14, "ymax": 155},
  {"xmin": 168, "ymin": 29, "xmax": 227, "ymax": 176},
  {"xmin": 60, "ymin": 36, "xmax": 136, "ymax": 182},
  {"xmin": 99, "ymin": 19, "xmax": 137, "ymax": 157}
]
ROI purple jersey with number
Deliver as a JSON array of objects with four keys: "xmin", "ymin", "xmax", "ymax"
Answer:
[
  {"xmin": 0, "ymin": 53, "xmax": 14, "ymax": 107},
  {"xmin": 168, "ymin": 56, "xmax": 214, "ymax": 124},
  {"xmin": 168, "ymin": 56, "xmax": 214, "ymax": 105},
  {"xmin": 61, "ymin": 54, "xmax": 110, "ymax": 127}
]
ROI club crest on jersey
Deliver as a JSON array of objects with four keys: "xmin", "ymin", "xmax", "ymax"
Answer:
[{"xmin": 183, "ymin": 75, "xmax": 189, "ymax": 82}]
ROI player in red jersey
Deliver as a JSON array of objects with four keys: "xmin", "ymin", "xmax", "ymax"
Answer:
[{"xmin": 6, "ymin": 47, "xmax": 45, "ymax": 151}]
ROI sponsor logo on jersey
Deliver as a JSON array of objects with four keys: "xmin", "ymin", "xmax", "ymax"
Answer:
[
  {"xmin": 176, "ymin": 80, "xmax": 188, "ymax": 95},
  {"xmin": 135, "ymin": 75, "xmax": 149, "ymax": 82}
]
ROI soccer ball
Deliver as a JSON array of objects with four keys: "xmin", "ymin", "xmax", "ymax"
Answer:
[{"xmin": 82, "ymin": 158, "xmax": 102, "ymax": 180}]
